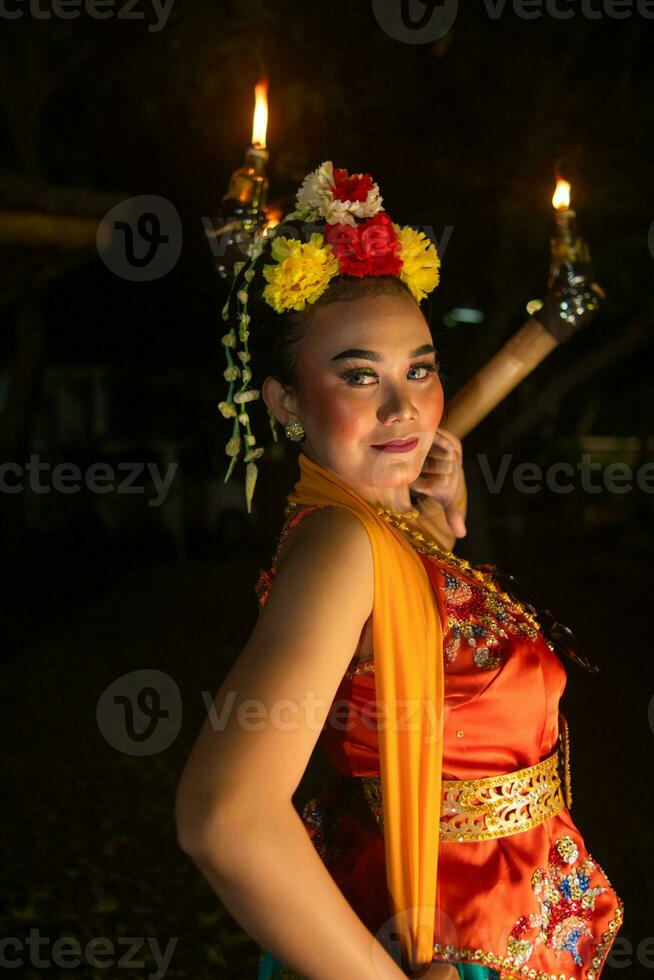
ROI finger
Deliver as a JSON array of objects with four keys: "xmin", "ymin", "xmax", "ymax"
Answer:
[
  {"xmin": 421, "ymin": 460, "xmax": 456, "ymax": 477},
  {"xmin": 409, "ymin": 470, "xmax": 454, "ymax": 496},
  {"xmin": 432, "ymin": 429, "xmax": 462, "ymax": 455},
  {"xmin": 444, "ymin": 502, "xmax": 467, "ymax": 539},
  {"xmin": 428, "ymin": 434, "xmax": 461, "ymax": 465}
]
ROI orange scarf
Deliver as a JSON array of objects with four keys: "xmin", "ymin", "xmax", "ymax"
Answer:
[{"xmin": 288, "ymin": 451, "xmax": 443, "ymax": 971}]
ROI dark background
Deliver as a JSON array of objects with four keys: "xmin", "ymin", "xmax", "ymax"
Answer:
[{"xmin": 1, "ymin": 2, "xmax": 652, "ymax": 977}]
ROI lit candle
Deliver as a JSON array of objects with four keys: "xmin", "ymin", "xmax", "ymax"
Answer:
[
  {"xmin": 550, "ymin": 177, "xmax": 589, "ymax": 271},
  {"xmin": 222, "ymin": 80, "xmax": 270, "ymax": 213},
  {"xmin": 212, "ymin": 80, "xmax": 271, "ymax": 276}
]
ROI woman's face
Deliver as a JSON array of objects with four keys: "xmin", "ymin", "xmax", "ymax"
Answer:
[{"xmin": 288, "ymin": 292, "xmax": 444, "ymax": 505}]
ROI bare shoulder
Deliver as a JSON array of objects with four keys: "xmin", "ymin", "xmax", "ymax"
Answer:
[{"xmin": 272, "ymin": 505, "xmax": 374, "ymax": 615}]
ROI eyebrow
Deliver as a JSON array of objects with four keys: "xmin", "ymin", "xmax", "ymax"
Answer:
[{"xmin": 330, "ymin": 344, "xmax": 437, "ymax": 362}]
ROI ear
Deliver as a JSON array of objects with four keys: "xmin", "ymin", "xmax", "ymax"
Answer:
[{"xmin": 261, "ymin": 376, "xmax": 302, "ymax": 425}]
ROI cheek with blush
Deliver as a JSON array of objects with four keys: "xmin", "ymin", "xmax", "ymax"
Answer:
[
  {"xmin": 303, "ymin": 381, "xmax": 367, "ymax": 443},
  {"xmin": 422, "ymin": 380, "xmax": 445, "ymax": 431}
]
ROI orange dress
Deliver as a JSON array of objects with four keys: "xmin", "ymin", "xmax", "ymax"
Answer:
[{"xmin": 255, "ymin": 505, "xmax": 624, "ymax": 980}]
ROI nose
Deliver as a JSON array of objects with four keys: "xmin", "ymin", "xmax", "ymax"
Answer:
[{"xmin": 377, "ymin": 380, "xmax": 418, "ymax": 425}]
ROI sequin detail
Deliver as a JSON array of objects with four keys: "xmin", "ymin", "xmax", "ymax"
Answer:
[
  {"xmin": 507, "ymin": 836, "xmax": 607, "ymax": 969},
  {"xmin": 260, "ymin": 504, "xmax": 544, "ymax": 675},
  {"xmin": 441, "ymin": 569, "xmax": 538, "ymax": 667}
]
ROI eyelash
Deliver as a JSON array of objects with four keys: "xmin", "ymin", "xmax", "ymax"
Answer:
[{"xmin": 341, "ymin": 360, "xmax": 441, "ymax": 387}]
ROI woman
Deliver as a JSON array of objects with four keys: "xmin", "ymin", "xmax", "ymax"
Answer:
[{"xmin": 175, "ymin": 162, "xmax": 623, "ymax": 980}]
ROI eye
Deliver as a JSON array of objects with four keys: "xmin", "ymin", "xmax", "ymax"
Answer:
[
  {"xmin": 341, "ymin": 359, "xmax": 440, "ymax": 387},
  {"xmin": 408, "ymin": 360, "xmax": 440, "ymax": 380}
]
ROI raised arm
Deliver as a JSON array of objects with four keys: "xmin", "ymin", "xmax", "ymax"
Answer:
[{"xmin": 175, "ymin": 507, "xmax": 414, "ymax": 980}]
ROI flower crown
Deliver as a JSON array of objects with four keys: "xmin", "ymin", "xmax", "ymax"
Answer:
[{"xmin": 218, "ymin": 160, "xmax": 441, "ymax": 513}]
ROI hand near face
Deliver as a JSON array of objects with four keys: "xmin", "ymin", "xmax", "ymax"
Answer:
[{"xmin": 409, "ymin": 429, "xmax": 466, "ymax": 540}]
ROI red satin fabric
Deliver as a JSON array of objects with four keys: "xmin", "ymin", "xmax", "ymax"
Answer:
[{"xmin": 256, "ymin": 507, "xmax": 623, "ymax": 979}]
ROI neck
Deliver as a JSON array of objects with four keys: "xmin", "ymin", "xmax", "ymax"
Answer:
[
  {"xmin": 358, "ymin": 486, "xmax": 416, "ymax": 515},
  {"xmin": 298, "ymin": 448, "xmax": 418, "ymax": 517}
]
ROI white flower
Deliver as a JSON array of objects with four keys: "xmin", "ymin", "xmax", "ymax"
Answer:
[
  {"xmin": 218, "ymin": 401, "xmax": 236, "ymax": 418},
  {"xmin": 286, "ymin": 160, "xmax": 336, "ymax": 222},
  {"xmin": 221, "ymin": 331, "xmax": 236, "ymax": 347},
  {"xmin": 237, "ymin": 350, "xmax": 251, "ymax": 363},
  {"xmin": 245, "ymin": 460, "xmax": 259, "ymax": 513},
  {"xmin": 223, "ymin": 365, "xmax": 240, "ymax": 381},
  {"xmin": 237, "ymin": 289, "xmax": 249, "ymax": 304},
  {"xmin": 238, "ymin": 412, "xmax": 249, "ymax": 426},
  {"xmin": 248, "ymin": 236, "xmax": 265, "ymax": 260},
  {"xmin": 246, "ymin": 434, "xmax": 256, "ymax": 446},
  {"xmin": 244, "ymin": 448, "xmax": 264, "ymax": 462},
  {"xmin": 285, "ymin": 160, "xmax": 384, "ymax": 227},
  {"xmin": 225, "ymin": 435, "xmax": 241, "ymax": 457},
  {"xmin": 233, "ymin": 261, "xmax": 246, "ymax": 277},
  {"xmin": 241, "ymin": 366, "xmax": 252, "ymax": 383},
  {"xmin": 233, "ymin": 388, "xmax": 260, "ymax": 404}
]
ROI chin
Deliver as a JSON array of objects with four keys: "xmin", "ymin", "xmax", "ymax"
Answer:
[{"xmin": 370, "ymin": 460, "xmax": 420, "ymax": 488}]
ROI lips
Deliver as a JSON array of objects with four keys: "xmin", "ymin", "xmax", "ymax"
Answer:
[{"xmin": 372, "ymin": 437, "xmax": 419, "ymax": 453}]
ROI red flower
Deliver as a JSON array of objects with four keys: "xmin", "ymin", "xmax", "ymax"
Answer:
[
  {"xmin": 324, "ymin": 213, "xmax": 402, "ymax": 278},
  {"xmin": 331, "ymin": 167, "xmax": 374, "ymax": 203}
]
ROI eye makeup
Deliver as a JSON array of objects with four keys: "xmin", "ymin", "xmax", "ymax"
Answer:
[{"xmin": 340, "ymin": 358, "xmax": 441, "ymax": 386}]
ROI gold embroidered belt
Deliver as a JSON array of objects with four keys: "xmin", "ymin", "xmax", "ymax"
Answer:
[{"xmin": 351, "ymin": 718, "xmax": 572, "ymax": 843}]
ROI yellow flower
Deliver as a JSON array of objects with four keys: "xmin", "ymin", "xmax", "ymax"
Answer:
[
  {"xmin": 262, "ymin": 233, "xmax": 339, "ymax": 313},
  {"xmin": 394, "ymin": 224, "xmax": 441, "ymax": 303}
]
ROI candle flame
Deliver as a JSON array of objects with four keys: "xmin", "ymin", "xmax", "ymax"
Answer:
[
  {"xmin": 251, "ymin": 80, "xmax": 268, "ymax": 149},
  {"xmin": 264, "ymin": 207, "xmax": 283, "ymax": 231},
  {"xmin": 552, "ymin": 178, "xmax": 571, "ymax": 210}
]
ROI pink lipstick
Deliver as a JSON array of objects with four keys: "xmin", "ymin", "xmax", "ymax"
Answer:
[{"xmin": 371, "ymin": 437, "xmax": 419, "ymax": 453}]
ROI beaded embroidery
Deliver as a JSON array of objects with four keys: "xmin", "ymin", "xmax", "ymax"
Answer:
[
  {"xmin": 257, "ymin": 502, "xmax": 547, "ymax": 676},
  {"xmin": 440, "ymin": 567, "xmax": 539, "ymax": 667},
  {"xmin": 507, "ymin": 836, "xmax": 607, "ymax": 969}
]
